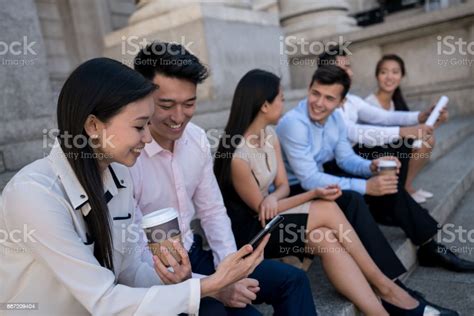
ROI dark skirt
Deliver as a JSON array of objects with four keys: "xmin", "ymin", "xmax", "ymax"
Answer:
[{"xmin": 224, "ymin": 191, "xmax": 311, "ymax": 261}]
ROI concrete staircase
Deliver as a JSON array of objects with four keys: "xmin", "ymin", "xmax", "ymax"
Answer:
[
  {"xmin": 256, "ymin": 115, "xmax": 474, "ymax": 315},
  {"xmin": 1, "ymin": 100, "xmax": 473, "ymax": 316}
]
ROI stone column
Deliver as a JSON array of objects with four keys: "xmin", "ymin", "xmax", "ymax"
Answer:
[
  {"xmin": 0, "ymin": 0, "xmax": 55, "ymax": 186},
  {"xmin": 129, "ymin": 0, "xmax": 252, "ymax": 25},
  {"xmin": 279, "ymin": 0, "xmax": 359, "ymax": 40},
  {"xmin": 253, "ymin": 0, "xmax": 279, "ymax": 13},
  {"xmin": 104, "ymin": 0, "xmax": 289, "ymax": 123}
]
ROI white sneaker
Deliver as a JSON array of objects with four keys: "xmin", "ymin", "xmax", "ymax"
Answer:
[
  {"xmin": 417, "ymin": 188, "xmax": 434, "ymax": 199},
  {"xmin": 411, "ymin": 191, "xmax": 427, "ymax": 203}
]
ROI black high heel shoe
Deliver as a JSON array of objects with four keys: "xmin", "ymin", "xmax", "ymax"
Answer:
[
  {"xmin": 394, "ymin": 279, "xmax": 459, "ymax": 316},
  {"xmin": 381, "ymin": 298, "xmax": 427, "ymax": 316}
]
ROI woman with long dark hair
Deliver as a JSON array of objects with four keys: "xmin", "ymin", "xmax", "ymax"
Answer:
[
  {"xmin": 365, "ymin": 54, "xmax": 444, "ymax": 203},
  {"xmin": 214, "ymin": 69, "xmax": 436, "ymax": 316},
  {"xmin": 0, "ymin": 58, "xmax": 266, "ymax": 315}
]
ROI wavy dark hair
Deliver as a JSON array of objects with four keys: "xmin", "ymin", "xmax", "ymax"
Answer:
[
  {"xmin": 57, "ymin": 57, "xmax": 156, "ymax": 270},
  {"xmin": 134, "ymin": 41, "xmax": 209, "ymax": 84},
  {"xmin": 311, "ymin": 65, "xmax": 351, "ymax": 100},
  {"xmin": 375, "ymin": 54, "xmax": 409, "ymax": 111},
  {"xmin": 213, "ymin": 69, "xmax": 280, "ymax": 194}
]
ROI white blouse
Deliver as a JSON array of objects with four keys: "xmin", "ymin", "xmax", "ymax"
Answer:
[
  {"xmin": 0, "ymin": 141, "xmax": 200, "ymax": 315},
  {"xmin": 338, "ymin": 93, "xmax": 419, "ymax": 146},
  {"xmin": 365, "ymin": 93, "xmax": 395, "ymax": 111}
]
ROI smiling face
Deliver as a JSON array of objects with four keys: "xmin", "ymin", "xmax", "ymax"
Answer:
[
  {"xmin": 91, "ymin": 95, "xmax": 155, "ymax": 168},
  {"xmin": 307, "ymin": 81, "xmax": 345, "ymax": 125},
  {"xmin": 149, "ymin": 74, "xmax": 197, "ymax": 151},
  {"xmin": 376, "ymin": 60, "xmax": 403, "ymax": 94}
]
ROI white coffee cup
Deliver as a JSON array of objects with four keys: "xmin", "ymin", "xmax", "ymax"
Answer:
[
  {"xmin": 141, "ymin": 207, "xmax": 182, "ymax": 266},
  {"xmin": 377, "ymin": 160, "xmax": 397, "ymax": 176}
]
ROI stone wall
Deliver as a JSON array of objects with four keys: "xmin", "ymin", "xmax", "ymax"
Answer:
[
  {"xmin": 0, "ymin": 0, "xmax": 136, "ymax": 189},
  {"xmin": 0, "ymin": 0, "xmax": 55, "ymax": 187},
  {"xmin": 287, "ymin": 2, "xmax": 474, "ymax": 116},
  {"xmin": 104, "ymin": 2, "xmax": 289, "ymax": 132},
  {"xmin": 36, "ymin": 0, "xmax": 77, "ymax": 96},
  {"xmin": 108, "ymin": 0, "xmax": 136, "ymax": 31}
]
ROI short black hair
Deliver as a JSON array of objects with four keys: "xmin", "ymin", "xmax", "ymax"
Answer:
[
  {"xmin": 317, "ymin": 44, "xmax": 347, "ymax": 67},
  {"xmin": 134, "ymin": 41, "xmax": 209, "ymax": 84},
  {"xmin": 310, "ymin": 65, "xmax": 351, "ymax": 99}
]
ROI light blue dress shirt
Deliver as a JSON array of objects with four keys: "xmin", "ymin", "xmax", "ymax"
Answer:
[{"xmin": 276, "ymin": 98, "xmax": 373, "ymax": 195}]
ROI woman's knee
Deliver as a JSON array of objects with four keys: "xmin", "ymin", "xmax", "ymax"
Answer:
[
  {"xmin": 307, "ymin": 227, "xmax": 337, "ymax": 246},
  {"xmin": 310, "ymin": 200, "xmax": 340, "ymax": 215},
  {"xmin": 308, "ymin": 200, "xmax": 341, "ymax": 228}
]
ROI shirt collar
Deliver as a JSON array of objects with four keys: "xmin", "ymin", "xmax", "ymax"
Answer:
[
  {"xmin": 144, "ymin": 138, "xmax": 165, "ymax": 157},
  {"xmin": 48, "ymin": 139, "xmax": 126, "ymax": 216},
  {"xmin": 144, "ymin": 132, "xmax": 189, "ymax": 157},
  {"xmin": 299, "ymin": 98, "xmax": 325, "ymax": 128}
]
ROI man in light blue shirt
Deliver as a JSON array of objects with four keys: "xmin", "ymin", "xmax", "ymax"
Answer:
[
  {"xmin": 277, "ymin": 65, "xmax": 474, "ymax": 276},
  {"xmin": 276, "ymin": 65, "xmax": 411, "ymax": 282},
  {"xmin": 277, "ymin": 97, "xmax": 374, "ymax": 195},
  {"xmin": 277, "ymin": 67, "xmax": 398, "ymax": 197}
]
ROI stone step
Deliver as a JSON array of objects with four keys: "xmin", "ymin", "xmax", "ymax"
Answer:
[
  {"xmin": 430, "ymin": 115, "xmax": 474, "ymax": 161},
  {"xmin": 405, "ymin": 186, "xmax": 474, "ymax": 315},
  {"xmin": 382, "ymin": 132, "xmax": 474, "ymax": 274},
  {"xmin": 0, "ymin": 109, "xmax": 472, "ymax": 316},
  {"xmin": 257, "ymin": 124, "xmax": 474, "ymax": 315}
]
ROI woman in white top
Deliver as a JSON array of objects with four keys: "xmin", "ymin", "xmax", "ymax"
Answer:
[
  {"xmin": 0, "ymin": 58, "xmax": 266, "ymax": 315},
  {"xmin": 365, "ymin": 54, "xmax": 447, "ymax": 203},
  {"xmin": 214, "ymin": 69, "xmax": 436, "ymax": 316}
]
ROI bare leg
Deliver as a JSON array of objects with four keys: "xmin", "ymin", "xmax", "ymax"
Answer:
[
  {"xmin": 305, "ymin": 200, "xmax": 418, "ymax": 309},
  {"xmin": 405, "ymin": 135, "xmax": 435, "ymax": 193},
  {"xmin": 307, "ymin": 227, "xmax": 388, "ymax": 316}
]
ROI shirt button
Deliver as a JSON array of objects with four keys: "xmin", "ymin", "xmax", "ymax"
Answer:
[{"xmin": 80, "ymin": 194, "xmax": 86, "ymax": 198}]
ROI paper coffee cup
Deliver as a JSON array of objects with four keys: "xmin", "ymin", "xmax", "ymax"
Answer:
[
  {"xmin": 141, "ymin": 207, "xmax": 182, "ymax": 266},
  {"xmin": 377, "ymin": 160, "xmax": 397, "ymax": 176}
]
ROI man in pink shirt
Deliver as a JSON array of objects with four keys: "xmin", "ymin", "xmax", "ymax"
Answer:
[{"xmin": 130, "ymin": 41, "xmax": 317, "ymax": 315}]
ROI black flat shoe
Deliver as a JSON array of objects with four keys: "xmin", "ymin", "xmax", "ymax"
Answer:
[
  {"xmin": 418, "ymin": 241, "xmax": 474, "ymax": 272},
  {"xmin": 395, "ymin": 279, "xmax": 459, "ymax": 316},
  {"xmin": 381, "ymin": 298, "xmax": 426, "ymax": 316}
]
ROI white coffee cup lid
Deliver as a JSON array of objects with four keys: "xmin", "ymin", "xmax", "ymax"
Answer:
[
  {"xmin": 378, "ymin": 160, "xmax": 397, "ymax": 168},
  {"xmin": 141, "ymin": 207, "xmax": 178, "ymax": 229}
]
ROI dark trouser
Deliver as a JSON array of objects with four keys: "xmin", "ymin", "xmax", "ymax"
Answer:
[
  {"xmin": 323, "ymin": 157, "xmax": 439, "ymax": 246},
  {"xmin": 189, "ymin": 235, "xmax": 318, "ymax": 316},
  {"xmin": 353, "ymin": 140, "xmax": 412, "ymax": 188},
  {"xmin": 290, "ymin": 185, "xmax": 407, "ymax": 280}
]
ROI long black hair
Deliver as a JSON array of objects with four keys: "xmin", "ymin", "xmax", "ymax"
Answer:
[
  {"xmin": 213, "ymin": 69, "xmax": 280, "ymax": 195},
  {"xmin": 375, "ymin": 54, "xmax": 409, "ymax": 111},
  {"xmin": 57, "ymin": 57, "xmax": 156, "ymax": 270}
]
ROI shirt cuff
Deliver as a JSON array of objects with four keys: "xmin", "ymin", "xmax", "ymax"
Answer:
[
  {"xmin": 361, "ymin": 160, "xmax": 373, "ymax": 178},
  {"xmin": 135, "ymin": 278, "xmax": 201, "ymax": 315},
  {"xmin": 409, "ymin": 111, "xmax": 420, "ymax": 125},
  {"xmin": 188, "ymin": 278, "xmax": 201, "ymax": 315},
  {"xmin": 351, "ymin": 178, "xmax": 368, "ymax": 195},
  {"xmin": 192, "ymin": 272, "xmax": 207, "ymax": 279}
]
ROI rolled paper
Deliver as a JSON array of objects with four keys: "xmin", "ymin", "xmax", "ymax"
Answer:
[{"xmin": 413, "ymin": 96, "xmax": 448, "ymax": 148}]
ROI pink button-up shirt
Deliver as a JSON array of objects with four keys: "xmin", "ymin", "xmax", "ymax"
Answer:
[{"xmin": 130, "ymin": 122, "xmax": 237, "ymax": 267}]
